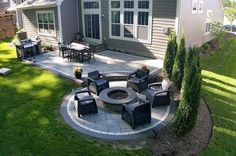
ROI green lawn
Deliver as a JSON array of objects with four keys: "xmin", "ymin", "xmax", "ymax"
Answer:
[
  {"xmin": 200, "ymin": 38, "xmax": 236, "ymax": 156},
  {"xmin": 0, "ymin": 38, "xmax": 151, "ymax": 156}
]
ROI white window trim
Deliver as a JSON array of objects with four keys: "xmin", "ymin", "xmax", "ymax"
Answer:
[
  {"xmin": 109, "ymin": 0, "xmax": 153, "ymax": 44},
  {"xmin": 81, "ymin": 0, "xmax": 102, "ymax": 44},
  {"xmin": 205, "ymin": 10, "xmax": 212, "ymax": 35},
  {"xmin": 192, "ymin": 0, "xmax": 198, "ymax": 14},
  {"xmin": 198, "ymin": 0, "xmax": 203, "ymax": 14},
  {"xmin": 36, "ymin": 10, "xmax": 56, "ymax": 37}
]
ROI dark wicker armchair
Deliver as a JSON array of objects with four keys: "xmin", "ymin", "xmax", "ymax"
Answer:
[
  {"xmin": 87, "ymin": 70, "xmax": 109, "ymax": 95},
  {"xmin": 72, "ymin": 88, "xmax": 98, "ymax": 117},
  {"xmin": 146, "ymin": 81, "xmax": 171, "ymax": 107},
  {"xmin": 121, "ymin": 99, "xmax": 151, "ymax": 129},
  {"xmin": 127, "ymin": 69, "xmax": 149, "ymax": 93}
]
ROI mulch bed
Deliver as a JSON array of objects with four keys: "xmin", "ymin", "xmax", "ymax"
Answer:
[
  {"xmin": 122, "ymin": 74, "xmax": 213, "ymax": 156},
  {"xmin": 146, "ymin": 97, "xmax": 212, "ymax": 156}
]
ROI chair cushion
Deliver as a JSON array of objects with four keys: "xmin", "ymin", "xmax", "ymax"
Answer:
[
  {"xmin": 96, "ymin": 79, "xmax": 108, "ymax": 86},
  {"xmin": 146, "ymin": 89, "xmax": 156, "ymax": 97},
  {"xmin": 88, "ymin": 70, "xmax": 100, "ymax": 80},
  {"xmin": 76, "ymin": 93, "xmax": 90, "ymax": 100},
  {"xmin": 156, "ymin": 92, "xmax": 168, "ymax": 96},
  {"xmin": 135, "ymin": 69, "xmax": 148, "ymax": 78},
  {"xmin": 80, "ymin": 100, "xmax": 94, "ymax": 106},
  {"xmin": 150, "ymin": 85, "xmax": 162, "ymax": 91},
  {"xmin": 128, "ymin": 77, "xmax": 140, "ymax": 84}
]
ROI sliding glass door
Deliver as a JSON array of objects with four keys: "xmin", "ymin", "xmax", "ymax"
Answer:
[{"xmin": 82, "ymin": 0, "xmax": 102, "ymax": 43}]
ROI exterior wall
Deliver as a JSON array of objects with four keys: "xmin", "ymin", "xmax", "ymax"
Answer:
[
  {"xmin": 178, "ymin": 0, "xmax": 224, "ymax": 47},
  {"xmin": 61, "ymin": 0, "xmax": 78, "ymax": 43},
  {"xmin": 0, "ymin": 0, "xmax": 10, "ymax": 14},
  {"xmin": 22, "ymin": 7, "xmax": 60, "ymax": 45},
  {"xmin": 78, "ymin": 0, "xmax": 177, "ymax": 59},
  {"xmin": 104, "ymin": 0, "xmax": 176, "ymax": 59}
]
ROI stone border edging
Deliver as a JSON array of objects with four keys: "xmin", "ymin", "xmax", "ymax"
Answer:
[{"xmin": 196, "ymin": 97, "xmax": 214, "ymax": 155}]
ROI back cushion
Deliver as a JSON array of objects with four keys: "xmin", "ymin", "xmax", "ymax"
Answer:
[
  {"xmin": 88, "ymin": 70, "xmax": 100, "ymax": 80},
  {"xmin": 135, "ymin": 69, "xmax": 148, "ymax": 78}
]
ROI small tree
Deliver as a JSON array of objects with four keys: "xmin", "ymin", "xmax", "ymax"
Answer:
[
  {"xmin": 225, "ymin": 1, "xmax": 236, "ymax": 32},
  {"xmin": 172, "ymin": 32, "xmax": 186, "ymax": 90},
  {"xmin": 210, "ymin": 22, "xmax": 226, "ymax": 45},
  {"xmin": 163, "ymin": 31, "xmax": 177, "ymax": 78},
  {"xmin": 173, "ymin": 47, "xmax": 202, "ymax": 137}
]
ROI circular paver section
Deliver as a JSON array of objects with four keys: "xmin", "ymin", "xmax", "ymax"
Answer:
[{"xmin": 60, "ymin": 81, "xmax": 177, "ymax": 140}]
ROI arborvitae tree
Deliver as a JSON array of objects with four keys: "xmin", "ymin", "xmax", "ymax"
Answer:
[
  {"xmin": 173, "ymin": 47, "xmax": 202, "ymax": 137},
  {"xmin": 172, "ymin": 32, "xmax": 186, "ymax": 90},
  {"xmin": 163, "ymin": 32, "xmax": 177, "ymax": 78}
]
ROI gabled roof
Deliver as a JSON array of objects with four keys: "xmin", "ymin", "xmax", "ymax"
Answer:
[{"xmin": 17, "ymin": 0, "xmax": 59, "ymax": 9}]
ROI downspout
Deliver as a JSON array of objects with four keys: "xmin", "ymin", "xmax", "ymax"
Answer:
[{"xmin": 57, "ymin": 0, "xmax": 64, "ymax": 42}]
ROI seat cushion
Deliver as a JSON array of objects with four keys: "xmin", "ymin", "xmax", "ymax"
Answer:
[
  {"xmin": 146, "ymin": 89, "xmax": 156, "ymax": 97},
  {"xmin": 96, "ymin": 79, "xmax": 108, "ymax": 86},
  {"xmin": 156, "ymin": 92, "xmax": 168, "ymax": 96},
  {"xmin": 80, "ymin": 100, "xmax": 94, "ymax": 106},
  {"xmin": 128, "ymin": 77, "xmax": 140, "ymax": 84}
]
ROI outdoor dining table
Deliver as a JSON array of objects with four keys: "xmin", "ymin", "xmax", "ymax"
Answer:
[{"xmin": 68, "ymin": 42, "xmax": 89, "ymax": 62}]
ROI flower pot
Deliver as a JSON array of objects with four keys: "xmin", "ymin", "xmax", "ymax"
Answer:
[{"xmin": 75, "ymin": 72, "xmax": 82, "ymax": 79}]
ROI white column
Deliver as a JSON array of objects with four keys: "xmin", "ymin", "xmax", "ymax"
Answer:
[{"xmin": 57, "ymin": 1, "xmax": 63, "ymax": 42}]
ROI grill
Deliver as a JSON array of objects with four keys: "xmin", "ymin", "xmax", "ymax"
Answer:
[{"xmin": 15, "ymin": 39, "xmax": 41, "ymax": 60}]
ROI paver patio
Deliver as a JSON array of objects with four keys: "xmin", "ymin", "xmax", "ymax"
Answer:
[{"xmin": 34, "ymin": 50, "xmax": 163, "ymax": 78}]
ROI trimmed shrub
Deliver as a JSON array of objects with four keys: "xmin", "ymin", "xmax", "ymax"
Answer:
[
  {"xmin": 173, "ymin": 47, "xmax": 202, "ymax": 137},
  {"xmin": 163, "ymin": 32, "xmax": 178, "ymax": 78},
  {"xmin": 172, "ymin": 32, "xmax": 186, "ymax": 90}
]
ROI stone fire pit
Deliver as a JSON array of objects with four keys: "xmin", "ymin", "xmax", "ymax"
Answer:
[{"xmin": 99, "ymin": 87, "xmax": 138, "ymax": 112}]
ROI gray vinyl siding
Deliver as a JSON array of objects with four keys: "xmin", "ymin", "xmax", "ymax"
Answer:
[
  {"xmin": 61, "ymin": 0, "xmax": 78, "ymax": 44},
  {"xmin": 77, "ymin": 0, "xmax": 176, "ymax": 59},
  {"xmin": 104, "ymin": 0, "xmax": 176, "ymax": 59},
  {"xmin": 22, "ymin": 7, "xmax": 60, "ymax": 45},
  {"xmin": 178, "ymin": 0, "xmax": 224, "ymax": 47}
]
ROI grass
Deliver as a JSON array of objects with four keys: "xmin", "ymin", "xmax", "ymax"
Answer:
[
  {"xmin": 0, "ymin": 38, "xmax": 151, "ymax": 156},
  {"xmin": 200, "ymin": 38, "xmax": 236, "ymax": 156}
]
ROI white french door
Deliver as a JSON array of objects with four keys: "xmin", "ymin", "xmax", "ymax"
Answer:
[{"xmin": 82, "ymin": 0, "xmax": 102, "ymax": 43}]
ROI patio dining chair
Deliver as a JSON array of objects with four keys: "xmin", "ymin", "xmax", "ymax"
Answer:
[
  {"xmin": 81, "ymin": 46, "xmax": 95, "ymax": 63},
  {"xmin": 72, "ymin": 88, "xmax": 98, "ymax": 117}
]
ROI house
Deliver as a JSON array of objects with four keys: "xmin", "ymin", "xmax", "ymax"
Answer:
[
  {"xmin": 0, "ymin": 0, "xmax": 10, "ymax": 14},
  {"xmin": 11, "ymin": 0, "xmax": 224, "ymax": 59}
]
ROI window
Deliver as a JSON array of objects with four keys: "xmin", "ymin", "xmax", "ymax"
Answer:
[
  {"xmin": 192, "ymin": 0, "xmax": 198, "ymax": 14},
  {"xmin": 124, "ymin": 11, "xmax": 134, "ymax": 38},
  {"xmin": 124, "ymin": 0, "xmax": 134, "ymax": 8},
  {"xmin": 205, "ymin": 10, "xmax": 212, "ymax": 33},
  {"xmin": 109, "ymin": 0, "xmax": 152, "ymax": 43},
  {"xmin": 111, "ymin": 11, "xmax": 120, "ymax": 36},
  {"xmin": 138, "ymin": 0, "xmax": 149, "ymax": 9},
  {"xmin": 111, "ymin": 1, "xmax": 120, "ymax": 8},
  {"xmin": 198, "ymin": 0, "xmax": 203, "ymax": 13},
  {"xmin": 37, "ymin": 11, "xmax": 56, "ymax": 36},
  {"xmin": 84, "ymin": 1, "xmax": 99, "ymax": 9}
]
